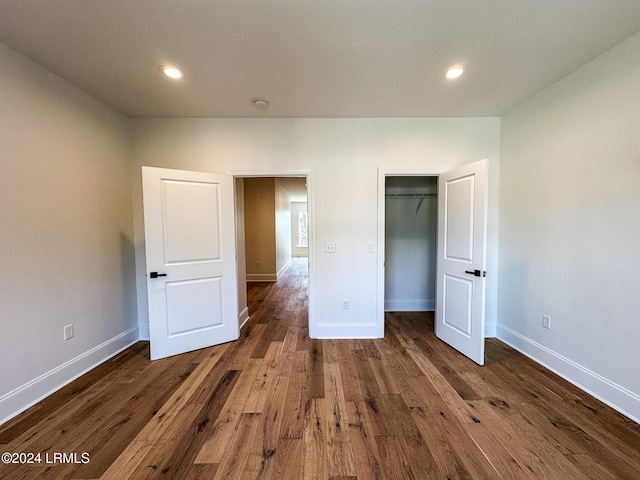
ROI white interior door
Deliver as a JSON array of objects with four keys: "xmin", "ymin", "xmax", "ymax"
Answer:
[
  {"xmin": 142, "ymin": 166, "xmax": 239, "ymax": 360},
  {"xmin": 436, "ymin": 159, "xmax": 488, "ymax": 365}
]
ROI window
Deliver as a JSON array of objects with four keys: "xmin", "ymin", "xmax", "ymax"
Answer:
[{"xmin": 298, "ymin": 211, "xmax": 308, "ymax": 247}]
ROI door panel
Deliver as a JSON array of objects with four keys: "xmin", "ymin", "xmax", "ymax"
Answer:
[
  {"xmin": 143, "ymin": 167, "xmax": 239, "ymax": 360},
  {"xmin": 436, "ymin": 160, "xmax": 487, "ymax": 365},
  {"xmin": 443, "ymin": 175, "xmax": 474, "ymax": 261},
  {"xmin": 166, "ymin": 277, "xmax": 223, "ymax": 334},
  {"xmin": 162, "ymin": 180, "xmax": 221, "ymax": 263},
  {"xmin": 443, "ymin": 275, "xmax": 472, "ymax": 336}
]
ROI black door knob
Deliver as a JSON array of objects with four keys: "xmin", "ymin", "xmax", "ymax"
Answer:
[{"xmin": 464, "ymin": 270, "xmax": 486, "ymax": 277}]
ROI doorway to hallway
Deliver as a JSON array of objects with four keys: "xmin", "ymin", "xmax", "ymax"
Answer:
[{"xmin": 237, "ymin": 175, "xmax": 310, "ymax": 332}]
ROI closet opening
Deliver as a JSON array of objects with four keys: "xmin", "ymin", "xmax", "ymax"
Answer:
[{"xmin": 384, "ymin": 176, "xmax": 438, "ymax": 323}]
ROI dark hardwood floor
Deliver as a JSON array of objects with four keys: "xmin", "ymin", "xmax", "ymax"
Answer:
[{"xmin": 1, "ymin": 257, "xmax": 639, "ymax": 479}]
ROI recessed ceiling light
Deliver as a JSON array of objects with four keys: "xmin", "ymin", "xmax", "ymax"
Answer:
[
  {"xmin": 446, "ymin": 65, "xmax": 464, "ymax": 79},
  {"xmin": 252, "ymin": 98, "xmax": 269, "ymax": 109},
  {"xmin": 160, "ymin": 65, "xmax": 183, "ymax": 79}
]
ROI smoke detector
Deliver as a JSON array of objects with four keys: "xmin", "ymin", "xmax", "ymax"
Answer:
[{"xmin": 252, "ymin": 98, "xmax": 269, "ymax": 109}]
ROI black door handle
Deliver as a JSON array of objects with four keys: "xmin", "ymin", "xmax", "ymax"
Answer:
[
  {"xmin": 149, "ymin": 272, "xmax": 167, "ymax": 278},
  {"xmin": 465, "ymin": 270, "xmax": 487, "ymax": 277}
]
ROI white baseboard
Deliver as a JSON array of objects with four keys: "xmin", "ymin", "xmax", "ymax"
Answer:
[
  {"xmin": 246, "ymin": 274, "xmax": 277, "ymax": 282},
  {"xmin": 484, "ymin": 322, "xmax": 497, "ymax": 338},
  {"xmin": 0, "ymin": 327, "xmax": 140, "ymax": 426},
  {"xmin": 276, "ymin": 259, "xmax": 292, "ymax": 280},
  {"xmin": 312, "ymin": 322, "xmax": 381, "ymax": 339},
  {"xmin": 384, "ymin": 299, "xmax": 435, "ymax": 312},
  {"xmin": 247, "ymin": 260, "xmax": 292, "ymax": 282},
  {"xmin": 497, "ymin": 324, "xmax": 640, "ymax": 424},
  {"xmin": 138, "ymin": 323, "xmax": 150, "ymax": 340},
  {"xmin": 239, "ymin": 306, "xmax": 250, "ymax": 330}
]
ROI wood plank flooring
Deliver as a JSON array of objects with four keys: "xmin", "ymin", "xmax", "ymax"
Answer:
[{"xmin": 1, "ymin": 257, "xmax": 639, "ymax": 479}]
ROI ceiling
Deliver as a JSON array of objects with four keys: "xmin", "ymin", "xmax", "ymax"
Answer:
[{"xmin": 1, "ymin": 1, "xmax": 639, "ymax": 118}]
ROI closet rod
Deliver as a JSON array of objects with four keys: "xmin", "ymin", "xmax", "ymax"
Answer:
[{"xmin": 384, "ymin": 193, "xmax": 437, "ymax": 198}]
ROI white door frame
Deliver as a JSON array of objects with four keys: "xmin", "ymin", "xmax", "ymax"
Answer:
[
  {"xmin": 376, "ymin": 168, "xmax": 440, "ymax": 336},
  {"xmin": 228, "ymin": 170, "xmax": 316, "ymax": 336}
]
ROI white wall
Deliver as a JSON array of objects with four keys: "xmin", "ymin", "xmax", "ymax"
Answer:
[
  {"xmin": 0, "ymin": 43, "xmax": 137, "ymax": 424},
  {"xmin": 384, "ymin": 176, "xmax": 437, "ymax": 311},
  {"xmin": 130, "ymin": 117, "xmax": 500, "ymax": 338},
  {"xmin": 498, "ymin": 32, "xmax": 640, "ymax": 422}
]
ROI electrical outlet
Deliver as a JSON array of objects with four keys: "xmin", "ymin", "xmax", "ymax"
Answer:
[
  {"xmin": 64, "ymin": 324, "xmax": 74, "ymax": 341},
  {"xmin": 342, "ymin": 299, "xmax": 350, "ymax": 309},
  {"xmin": 542, "ymin": 315, "xmax": 551, "ymax": 329}
]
